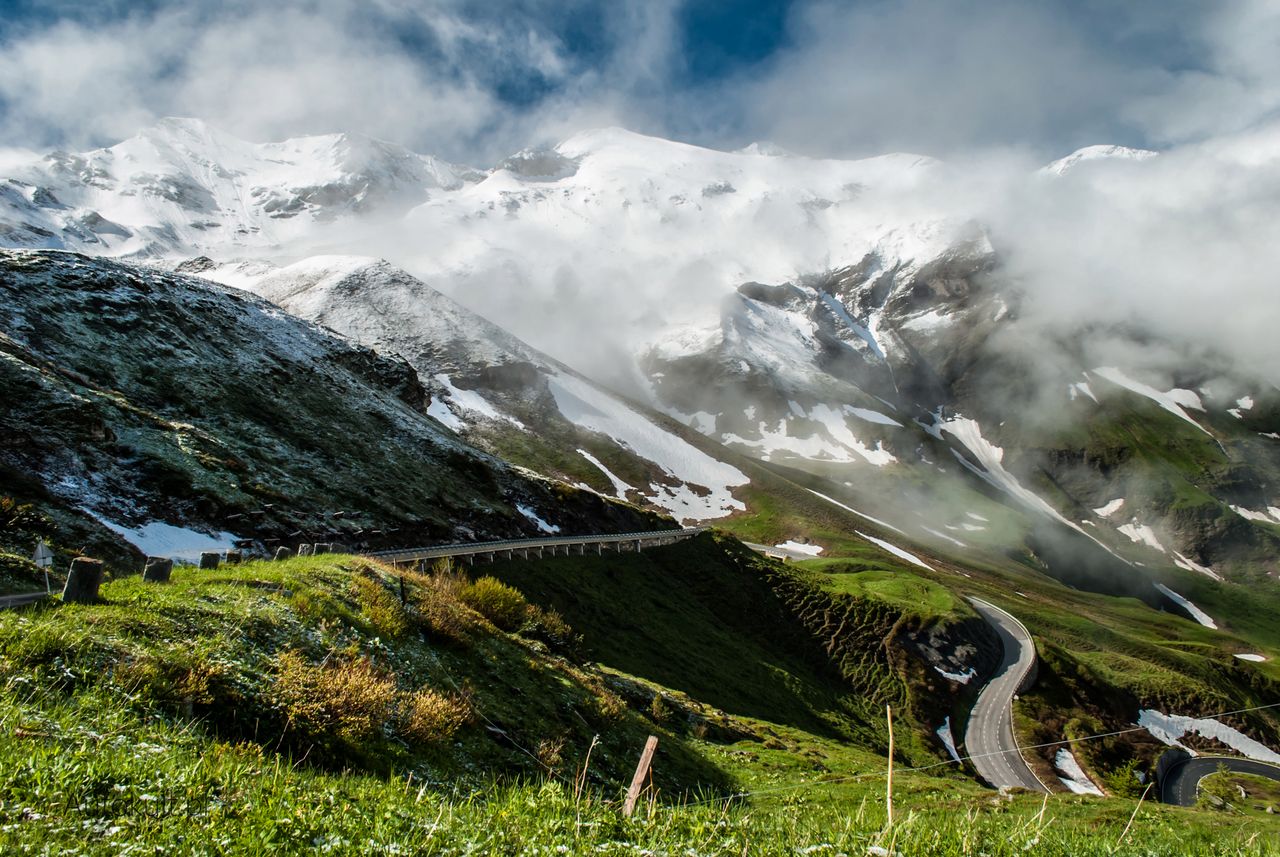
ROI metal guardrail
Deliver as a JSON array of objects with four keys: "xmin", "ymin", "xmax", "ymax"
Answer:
[{"xmin": 366, "ymin": 526, "xmax": 709, "ymax": 566}]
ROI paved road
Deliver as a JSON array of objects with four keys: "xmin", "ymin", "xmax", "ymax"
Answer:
[
  {"xmin": 1160, "ymin": 755, "xmax": 1280, "ymax": 806},
  {"xmin": 0, "ymin": 591, "xmax": 49, "ymax": 610},
  {"xmin": 964, "ymin": 597, "xmax": 1048, "ymax": 792},
  {"xmin": 367, "ymin": 526, "xmax": 706, "ymax": 566},
  {"xmin": 743, "ymin": 542, "xmax": 823, "ymax": 562}
]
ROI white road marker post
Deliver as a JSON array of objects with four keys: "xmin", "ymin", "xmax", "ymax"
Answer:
[
  {"xmin": 886, "ymin": 704, "xmax": 895, "ymax": 829},
  {"xmin": 32, "ymin": 541, "xmax": 54, "ymax": 594}
]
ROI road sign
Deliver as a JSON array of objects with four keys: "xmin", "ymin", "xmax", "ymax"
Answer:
[{"xmin": 32, "ymin": 541, "xmax": 53, "ymax": 594}]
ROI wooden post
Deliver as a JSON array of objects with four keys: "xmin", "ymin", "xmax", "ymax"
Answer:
[
  {"xmin": 886, "ymin": 704, "xmax": 894, "ymax": 829},
  {"xmin": 623, "ymin": 735, "xmax": 659, "ymax": 818},
  {"xmin": 399, "ymin": 575, "xmax": 407, "ymax": 604}
]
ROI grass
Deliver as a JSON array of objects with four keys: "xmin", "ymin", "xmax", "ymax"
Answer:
[
  {"xmin": 0, "ymin": 549, "xmax": 1276, "ymax": 853},
  {"xmin": 1200, "ymin": 771, "xmax": 1280, "ymax": 818},
  {"xmin": 800, "ymin": 561, "xmax": 964, "ymax": 620}
]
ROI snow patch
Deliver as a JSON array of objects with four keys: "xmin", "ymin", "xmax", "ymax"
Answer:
[
  {"xmin": 857, "ymin": 531, "xmax": 933, "ymax": 570},
  {"xmin": 1234, "ymin": 653, "xmax": 1267, "ymax": 662},
  {"xmin": 516, "ymin": 504, "xmax": 560, "ymax": 534},
  {"xmin": 1154, "ymin": 583, "xmax": 1218, "ymax": 629},
  {"xmin": 937, "ymin": 717, "xmax": 961, "ymax": 763},
  {"xmin": 576, "ymin": 449, "xmax": 634, "ymax": 500},
  {"xmin": 844, "ymin": 405, "xmax": 903, "ymax": 427},
  {"xmin": 806, "ymin": 489, "xmax": 906, "ymax": 535},
  {"xmin": 548, "ymin": 372, "xmax": 746, "ymax": 521},
  {"xmin": 94, "ymin": 518, "xmax": 239, "ymax": 562},
  {"xmin": 1093, "ymin": 498, "xmax": 1125, "ymax": 518},
  {"xmin": 1231, "ymin": 505, "xmax": 1280, "ymax": 524},
  {"xmin": 921, "ymin": 526, "xmax": 966, "ymax": 547},
  {"xmin": 1054, "ymin": 749, "xmax": 1104, "ymax": 796},
  {"xmin": 1092, "ymin": 367, "xmax": 1211, "ymax": 435},
  {"xmin": 1138, "ymin": 710, "xmax": 1280, "ymax": 764},
  {"xmin": 1172, "ymin": 552, "xmax": 1223, "ymax": 581},
  {"xmin": 426, "ymin": 397, "xmax": 464, "ymax": 432},
  {"xmin": 934, "ymin": 666, "xmax": 976, "ymax": 684},
  {"xmin": 435, "ymin": 374, "xmax": 524, "ymax": 428},
  {"xmin": 1117, "ymin": 520, "xmax": 1165, "ymax": 552},
  {"xmin": 1069, "ymin": 381, "xmax": 1098, "ymax": 403}
]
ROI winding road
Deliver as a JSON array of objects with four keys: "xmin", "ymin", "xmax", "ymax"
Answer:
[
  {"xmin": 1160, "ymin": 755, "xmax": 1280, "ymax": 806},
  {"xmin": 964, "ymin": 597, "xmax": 1048, "ymax": 792}
]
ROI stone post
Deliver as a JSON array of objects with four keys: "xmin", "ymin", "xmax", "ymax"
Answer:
[
  {"xmin": 61, "ymin": 557, "xmax": 104, "ymax": 603},
  {"xmin": 273, "ymin": 546, "xmax": 292, "ymax": 561},
  {"xmin": 297, "ymin": 544, "xmax": 313, "ymax": 557},
  {"xmin": 313, "ymin": 543, "xmax": 329, "ymax": 555},
  {"xmin": 142, "ymin": 557, "xmax": 172, "ymax": 583},
  {"xmin": 199, "ymin": 552, "xmax": 220, "ymax": 570},
  {"xmin": 224, "ymin": 550, "xmax": 242, "ymax": 565}
]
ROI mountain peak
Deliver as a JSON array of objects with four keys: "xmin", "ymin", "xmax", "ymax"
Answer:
[
  {"xmin": 1042, "ymin": 144, "xmax": 1159, "ymax": 176},
  {"xmin": 736, "ymin": 141, "xmax": 793, "ymax": 157}
]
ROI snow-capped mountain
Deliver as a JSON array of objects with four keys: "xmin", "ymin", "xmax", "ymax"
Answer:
[
  {"xmin": 0, "ymin": 117, "xmax": 480, "ymax": 255},
  {"xmin": 4, "ymin": 120, "xmax": 1279, "ymax": 587},
  {"xmin": 1040, "ymin": 144, "xmax": 1159, "ymax": 176}
]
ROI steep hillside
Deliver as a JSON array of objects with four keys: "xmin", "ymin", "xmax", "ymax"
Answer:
[
  {"xmin": 0, "ymin": 545, "xmax": 1270, "ymax": 855},
  {"xmin": 0, "ymin": 250, "xmax": 659, "ymax": 580},
  {"xmin": 189, "ymin": 254, "xmax": 751, "ymax": 525}
]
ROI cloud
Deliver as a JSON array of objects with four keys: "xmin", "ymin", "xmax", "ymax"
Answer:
[
  {"xmin": 0, "ymin": 1, "xmax": 593, "ymax": 160},
  {"xmin": 724, "ymin": 0, "xmax": 1178, "ymax": 158}
]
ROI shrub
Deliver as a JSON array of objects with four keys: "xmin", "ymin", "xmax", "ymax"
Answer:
[
  {"xmin": 400, "ymin": 687, "xmax": 472, "ymax": 744},
  {"xmin": 274, "ymin": 651, "xmax": 398, "ymax": 745},
  {"xmin": 404, "ymin": 569, "xmax": 481, "ymax": 646},
  {"xmin": 459, "ymin": 576, "xmax": 527, "ymax": 631},
  {"xmin": 522, "ymin": 604, "xmax": 584, "ymax": 661},
  {"xmin": 352, "ymin": 571, "xmax": 410, "ymax": 638}
]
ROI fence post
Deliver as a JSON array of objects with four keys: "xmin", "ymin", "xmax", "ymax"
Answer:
[{"xmin": 623, "ymin": 735, "xmax": 659, "ymax": 818}]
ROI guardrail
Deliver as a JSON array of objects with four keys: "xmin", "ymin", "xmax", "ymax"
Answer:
[{"xmin": 366, "ymin": 526, "xmax": 708, "ymax": 568}]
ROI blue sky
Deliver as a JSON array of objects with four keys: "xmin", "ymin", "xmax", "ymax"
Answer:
[{"xmin": 0, "ymin": 0, "xmax": 1274, "ymax": 162}]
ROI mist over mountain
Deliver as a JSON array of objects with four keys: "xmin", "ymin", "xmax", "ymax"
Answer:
[{"xmin": 5, "ymin": 5, "xmax": 1280, "ymax": 850}]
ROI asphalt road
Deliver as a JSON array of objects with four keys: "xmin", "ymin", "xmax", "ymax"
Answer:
[
  {"xmin": 0, "ymin": 591, "xmax": 49, "ymax": 610},
  {"xmin": 743, "ymin": 542, "xmax": 823, "ymax": 561},
  {"xmin": 1160, "ymin": 756, "xmax": 1280, "ymax": 806},
  {"xmin": 964, "ymin": 597, "xmax": 1048, "ymax": 792}
]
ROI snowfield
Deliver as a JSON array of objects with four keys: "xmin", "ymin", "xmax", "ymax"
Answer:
[{"xmin": 547, "ymin": 372, "xmax": 747, "ymax": 522}]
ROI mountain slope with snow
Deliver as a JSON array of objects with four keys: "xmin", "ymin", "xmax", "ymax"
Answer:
[
  {"xmin": 0, "ymin": 250, "xmax": 659, "ymax": 563},
  {"xmin": 194, "ymin": 255, "xmax": 749, "ymax": 523},
  {"xmin": 0, "ymin": 118, "xmax": 480, "ymax": 256}
]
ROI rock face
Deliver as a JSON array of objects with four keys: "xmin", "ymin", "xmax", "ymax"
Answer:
[{"xmin": 61, "ymin": 557, "xmax": 103, "ymax": 603}]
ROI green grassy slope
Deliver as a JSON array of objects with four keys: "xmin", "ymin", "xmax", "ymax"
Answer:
[{"xmin": 1, "ymin": 550, "xmax": 1274, "ymax": 855}]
